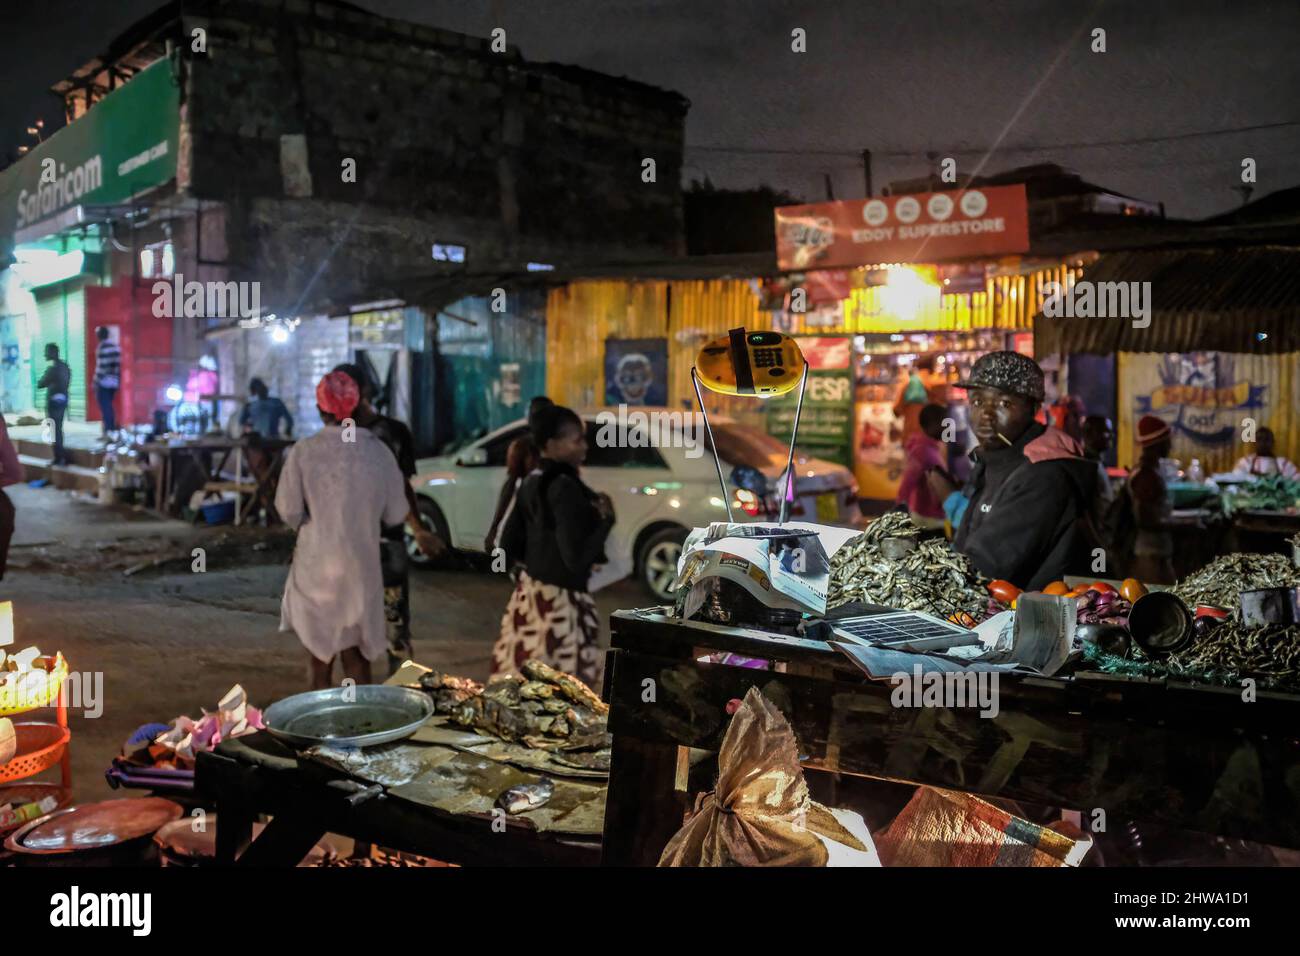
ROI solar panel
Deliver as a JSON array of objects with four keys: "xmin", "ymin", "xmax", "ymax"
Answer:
[{"xmin": 831, "ymin": 611, "xmax": 981, "ymax": 654}]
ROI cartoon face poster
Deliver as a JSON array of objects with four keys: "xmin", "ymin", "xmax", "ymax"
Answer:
[{"xmin": 604, "ymin": 338, "xmax": 668, "ymax": 406}]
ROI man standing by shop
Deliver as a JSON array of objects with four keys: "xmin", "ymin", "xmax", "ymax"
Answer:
[
  {"xmin": 333, "ymin": 363, "xmax": 444, "ymax": 675},
  {"xmin": 93, "ymin": 327, "xmax": 121, "ymax": 441},
  {"xmin": 36, "ymin": 343, "xmax": 71, "ymax": 466},
  {"xmin": 935, "ymin": 351, "xmax": 1100, "ymax": 590}
]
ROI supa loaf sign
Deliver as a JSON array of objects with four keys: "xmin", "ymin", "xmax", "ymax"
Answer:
[{"xmin": 775, "ymin": 185, "xmax": 1030, "ymax": 270}]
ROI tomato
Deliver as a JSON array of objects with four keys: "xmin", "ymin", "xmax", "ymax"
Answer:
[
  {"xmin": 1043, "ymin": 581, "xmax": 1070, "ymax": 596},
  {"xmin": 1120, "ymin": 577, "xmax": 1148, "ymax": 603},
  {"xmin": 1089, "ymin": 582, "xmax": 1117, "ymax": 594},
  {"xmin": 988, "ymin": 579, "xmax": 1022, "ymax": 604}
]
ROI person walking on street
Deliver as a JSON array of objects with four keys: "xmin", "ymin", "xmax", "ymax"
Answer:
[
  {"xmin": 332, "ymin": 364, "xmax": 443, "ymax": 676},
  {"xmin": 36, "ymin": 343, "xmax": 70, "ymax": 466},
  {"xmin": 493, "ymin": 404, "xmax": 614, "ymax": 688},
  {"xmin": 275, "ymin": 371, "xmax": 410, "ymax": 689},
  {"xmin": 93, "ymin": 327, "xmax": 121, "ymax": 440},
  {"xmin": 485, "ymin": 395, "xmax": 552, "ymax": 553}
]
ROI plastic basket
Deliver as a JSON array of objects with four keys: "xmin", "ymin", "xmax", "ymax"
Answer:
[
  {"xmin": 0, "ymin": 653, "xmax": 69, "ymax": 717},
  {"xmin": 0, "ymin": 723, "xmax": 71, "ymax": 783}
]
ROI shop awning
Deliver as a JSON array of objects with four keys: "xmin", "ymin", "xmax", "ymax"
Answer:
[{"xmin": 1033, "ymin": 244, "xmax": 1300, "ymax": 357}]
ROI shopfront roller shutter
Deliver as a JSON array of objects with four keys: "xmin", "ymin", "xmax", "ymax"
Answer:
[{"xmin": 32, "ymin": 282, "xmax": 88, "ymax": 421}]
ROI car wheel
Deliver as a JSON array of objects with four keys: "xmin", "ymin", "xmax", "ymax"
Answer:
[
  {"xmin": 638, "ymin": 527, "xmax": 688, "ymax": 602},
  {"xmin": 407, "ymin": 497, "xmax": 454, "ymax": 570}
]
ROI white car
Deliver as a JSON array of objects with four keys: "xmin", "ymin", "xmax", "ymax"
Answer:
[{"xmin": 409, "ymin": 409, "xmax": 860, "ymax": 601}]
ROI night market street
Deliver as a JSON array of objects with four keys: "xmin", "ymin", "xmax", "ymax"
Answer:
[
  {"xmin": 2, "ymin": 481, "xmax": 637, "ymax": 805},
  {"xmin": 3, "ymin": 0, "xmax": 1300, "ymax": 929}
]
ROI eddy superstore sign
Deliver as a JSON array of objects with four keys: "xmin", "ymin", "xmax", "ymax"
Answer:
[{"xmin": 774, "ymin": 184, "xmax": 1030, "ymax": 270}]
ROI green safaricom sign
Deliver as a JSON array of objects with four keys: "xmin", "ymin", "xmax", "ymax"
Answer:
[{"xmin": 0, "ymin": 57, "xmax": 181, "ymax": 259}]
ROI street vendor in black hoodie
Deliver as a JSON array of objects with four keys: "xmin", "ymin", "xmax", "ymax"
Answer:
[{"xmin": 935, "ymin": 351, "xmax": 1100, "ymax": 591}]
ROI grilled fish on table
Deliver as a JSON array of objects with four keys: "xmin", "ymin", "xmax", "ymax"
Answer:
[{"xmin": 418, "ymin": 664, "xmax": 610, "ymax": 752}]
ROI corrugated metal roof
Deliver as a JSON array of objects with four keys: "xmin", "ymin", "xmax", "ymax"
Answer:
[{"xmin": 1032, "ymin": 244, "xmax": 1300, "ymax": 356}]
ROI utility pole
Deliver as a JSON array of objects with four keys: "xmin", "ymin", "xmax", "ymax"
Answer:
[{"xmin": 861, "ymin": 149, "xmax": 872, "ymax": 197}]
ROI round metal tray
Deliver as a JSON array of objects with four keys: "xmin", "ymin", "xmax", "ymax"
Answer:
[{"xmin": 263, "ymin": 685, "xmax": 434, "ymax": 749}]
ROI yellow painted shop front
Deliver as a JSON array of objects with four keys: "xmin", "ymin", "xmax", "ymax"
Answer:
[{"xmin": 544, "ymin": 259, "xmax": 1074, "ymax": 505}]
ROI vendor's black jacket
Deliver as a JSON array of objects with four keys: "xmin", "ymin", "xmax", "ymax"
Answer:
[
  {"xmin": 953, "ymin": 421, "xmax": 1099, "ymax": 590},
  {"xmin": 500, "ymin": 458, "xmax": 613, "ymax": 591}
]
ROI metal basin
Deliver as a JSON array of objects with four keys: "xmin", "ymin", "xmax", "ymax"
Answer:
[{"xmin": 263, "ymin": 685, "xmax": 434, "ymax": 749}]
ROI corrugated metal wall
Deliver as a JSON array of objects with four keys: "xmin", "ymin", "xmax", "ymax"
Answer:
[
  {"xmin": 436, "ymin": 289, "xmax": 548, "ymax": 445},
  {"xmin": 544, "ymin": 265, "xmax": 1065, "ymax": 420}
]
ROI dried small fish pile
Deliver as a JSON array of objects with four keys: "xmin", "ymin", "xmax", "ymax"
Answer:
[
  {"xmin": 1165, "ymin": 623, "xmax": 1300, "ymax": 690},
  {"xmin": 1153, "ymin": 553, "xmax": 1300, "ymax": 691},
  {"xmin": 828, "ymin": 515, "xmax": 990, "ymax": 619},
  {"xmin": 422, "ymin": 660, "xmax": 610, "ymax": 753},
  {"xmin": 1171, "ymin": 552, "xmax": 1300, "ymax": 610}
]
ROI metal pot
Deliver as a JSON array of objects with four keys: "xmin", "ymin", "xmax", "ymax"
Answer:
[
  {"xmin": 1127, "ymin": 591, "xmax": 1195, "ymax": 657},
  {"xmin": 1239, "ymin": 587, "xmax": 1300, "ymax": 627}
]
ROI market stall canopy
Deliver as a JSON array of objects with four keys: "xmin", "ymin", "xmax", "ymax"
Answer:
[{"xmin": 1033, "ymin": 244, "xmax": 1300, "ymax": 357}]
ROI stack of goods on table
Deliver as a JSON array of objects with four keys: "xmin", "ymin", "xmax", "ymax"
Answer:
[
  {"xmin": 1000, "ymin": 552, "xmax": 1300, "ymax": 693},
  {"xmin": 1094, "ymin": 553, "xmax": 1300, "ymax": 692},
  {"xmin": 111, "ymin": 685, "xmax": 264, "ymax": 791},
  {"xmin": 419, "ymin": 659, "xmax": 611, "ymax": 774},
  {"xmin": 0, "ymin": 645, "xmax": 65, "ymax": 713},
  {"xmin": 828, "ymin": 512, "xmax": 996, "ymax": 622},
  {"xmin": 1, "ymin": 648, "xmax": 70, "ymax": 834},
  {"xmin": 1221, "ymin": 474, "xmax": 1300, "ymax": 515}
]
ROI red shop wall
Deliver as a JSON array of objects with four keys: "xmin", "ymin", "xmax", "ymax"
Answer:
[{"xmin": 84, "ymin": 284, "xmax": 173, "ymax": 427}]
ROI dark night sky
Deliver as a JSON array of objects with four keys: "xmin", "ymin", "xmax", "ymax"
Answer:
[{"xmin": 2, "ymin": 0, "xmax": 1297, "ymax": 219}]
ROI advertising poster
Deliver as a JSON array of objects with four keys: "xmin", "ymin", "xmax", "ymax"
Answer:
[
  {"xmin": 604, "ymin": 338, "xmax": 668, "ymax": 406},
  {"xmin": 854, "ymin": 366, "xmax": 906, "ymax": 501},
  {"xmin": 1118, "ymin": 351, "xmax": 1294, "ymax": 474},
  {"xmin": 767, "ymin": 337, "xmax": 853, "ymax": 468}
]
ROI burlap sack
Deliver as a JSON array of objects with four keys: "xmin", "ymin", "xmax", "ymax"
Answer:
[{"xmin": 658, "ymin": 687, "xmax": 868, "ymax": 866}]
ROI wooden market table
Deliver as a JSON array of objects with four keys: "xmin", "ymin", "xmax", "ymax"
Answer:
[
  {"xmin": 195, "ymin": 730, "xmax": 602, "ymax": 867},
  {"xmin": 138, "ymin": 436, "xmax": 293, "ymax": 523},
  {"xmin": 599, "ymin": 607, "xmax": 1300, "ymax": 866}
]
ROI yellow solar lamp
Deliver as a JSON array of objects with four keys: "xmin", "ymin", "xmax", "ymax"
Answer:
[{"xmin": 691, "ymin": 329, "xmax": 809, "ymax": 524}]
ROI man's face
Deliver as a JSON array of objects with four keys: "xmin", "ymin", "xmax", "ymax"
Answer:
[
  {"xmin": 968, "ymin": 387, "xmax": 1036, "ymax": 450},
  {"xmin": 1084, "ymin": 419, "xmax": 1114, "ymax": 454},
  {"xmin": 1258, "ymin": 429, "xmax": 1275, "ymax": 457}
]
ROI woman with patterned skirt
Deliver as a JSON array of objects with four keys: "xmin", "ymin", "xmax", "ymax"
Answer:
[{"xmin": 492, "ymin": 405, "xmax": 614, "ymax": 689}]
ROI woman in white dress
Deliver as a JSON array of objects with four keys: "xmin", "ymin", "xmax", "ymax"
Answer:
[{"xmin": 275, "ymin": 371, "xmax": 409, "ymax": 689}]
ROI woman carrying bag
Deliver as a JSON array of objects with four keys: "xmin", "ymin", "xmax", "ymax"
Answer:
[{"xmin": 492, "ymin": 405, "xmax": 614, "ymax": 689}]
